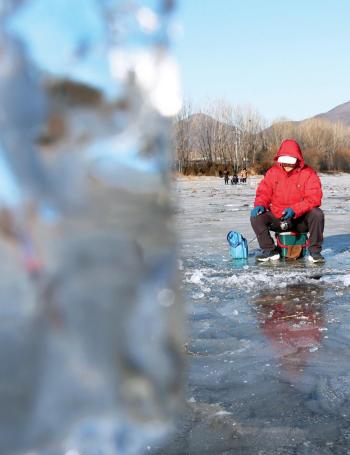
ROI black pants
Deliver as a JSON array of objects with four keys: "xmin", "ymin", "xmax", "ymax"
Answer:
[{"xmin": 250, "ymin": 208, "xmax": 324, "ymax": 253}]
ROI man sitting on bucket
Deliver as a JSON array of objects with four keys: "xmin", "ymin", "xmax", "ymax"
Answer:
[{"xmin": 250, "ymin": 139, "xmax": 324, "ymax": 263}]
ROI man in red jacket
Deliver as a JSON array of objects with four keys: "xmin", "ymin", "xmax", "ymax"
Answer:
[{"xmin": 250, "ymin": 139, "xmax": 324, "ymax": 263}]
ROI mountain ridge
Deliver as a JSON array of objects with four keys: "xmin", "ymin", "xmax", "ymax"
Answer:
[{"xmin": 312, "ymin": 100, "xmax": 350, "ymax": 126}]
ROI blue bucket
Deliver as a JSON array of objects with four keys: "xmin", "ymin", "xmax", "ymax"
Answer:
[{"xmin": 227, "ymin": 231, "xmax": 248, "ymax": 259}]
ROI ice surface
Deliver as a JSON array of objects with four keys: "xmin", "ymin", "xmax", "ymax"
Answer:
[{"xmin": 154, "ymin": 174, "xmax": 350, "ymax": 454}]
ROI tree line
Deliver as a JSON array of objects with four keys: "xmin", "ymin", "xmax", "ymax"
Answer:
[{"xmin": 172, "ymin": 100, "xmax": 350, "ymax": 175}]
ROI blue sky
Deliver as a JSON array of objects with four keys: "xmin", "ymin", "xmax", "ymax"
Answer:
[
  {"xmin": 9, "ymin": 0, "xmax": 350, "ymax": 122},
  {"xmin": 175, "ymin": 0, "xmax": 350, "ymax": 122}
]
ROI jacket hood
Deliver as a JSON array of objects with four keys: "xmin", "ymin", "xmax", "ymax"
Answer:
[{"xmin": 274, "ymin": 139, "xmax": 304, "ymax": 168}]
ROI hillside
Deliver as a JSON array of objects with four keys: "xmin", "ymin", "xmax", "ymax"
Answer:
[{"xmin": 313, "ymin": 101, "xmax": 350, "ymax": 126}]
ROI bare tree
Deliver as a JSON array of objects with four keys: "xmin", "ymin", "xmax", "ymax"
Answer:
[
  {"xmin": 195, "ymin": 103, "xmax": 218, "ymax": 166},
  {"xmin": 172, "ymin": 101, "xmax": 193, "ymax": 173},
  {"xmin": 232, "ymin": 105, "xmax": 266, "ymax": 170},
  {"xmin": 209, "ymin": 99, "xmax": 236, "ymax": 167}
]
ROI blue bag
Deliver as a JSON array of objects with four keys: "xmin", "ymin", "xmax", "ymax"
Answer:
[{"xmin": 227, "ymin": 231, "xmax": 248, "ymax": 259}]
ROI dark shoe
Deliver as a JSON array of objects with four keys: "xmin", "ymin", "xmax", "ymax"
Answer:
[
  {"xmin": 256, "ymin": 249, "xmax": 280, "ymax": 262},
  {"xmin": 307, "ymin": 252, "xmax": 325, "ymax": 263}
]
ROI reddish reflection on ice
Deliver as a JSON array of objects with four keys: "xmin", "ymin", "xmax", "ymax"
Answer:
[{"xmin": 253, "ymin": 285, "xmax": 325, "ymax": 381}]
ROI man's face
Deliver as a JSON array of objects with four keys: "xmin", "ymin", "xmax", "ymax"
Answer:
[
  {"xmin": 282, "ymin": 164, "xmax": 295, "ymax": 172},
  {"xmin": 278, "ymin": 155, "xmax": 298, "ymax": 171}
]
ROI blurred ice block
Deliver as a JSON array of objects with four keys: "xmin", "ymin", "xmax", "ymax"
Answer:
[{"xmin": 0, "ymin": 1, "xmax": 183, "ymax": 454}]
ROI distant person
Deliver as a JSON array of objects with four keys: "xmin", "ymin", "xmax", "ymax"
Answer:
[
  {"xmin": 231, "ymin": 174, "xmax": 239, "ymax": 185},
  {"xmin": 250, "ymin": 139, "xmax": 325, "ymax": 263},
  {"xmin": 240, "ymin": 168, "xmax": 248, "ymax": 183},
  {"xmin": 223, "ymin": 169, "xmax": 229, "ymax": 185}
]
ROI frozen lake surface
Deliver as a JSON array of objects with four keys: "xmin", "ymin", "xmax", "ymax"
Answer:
[{"xmin": 154, "ymin": 174, "xmax": 350, "ymax": 455}]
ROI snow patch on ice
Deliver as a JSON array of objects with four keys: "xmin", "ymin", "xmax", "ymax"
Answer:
[
  {"xmin": 220, "ymin": 269, "xmax": 312, "ymax": 292},
  {"xmin": 183, "ymin": 264, "xmax": 337, "ymax": 294},
  {"xmin": 187, "ymin": 270, "xmax": 204, "ymax": 285},
  {"xmin": 212, "ymin": 411, "xmax": 232, "ymax": 417},
  {"xmin": 192, "ymin": 292, "xmax": 205, "ymax": 300},
  {"xmin": 321, "ymin": 274, "xmax": 350, "ymax": 287}
]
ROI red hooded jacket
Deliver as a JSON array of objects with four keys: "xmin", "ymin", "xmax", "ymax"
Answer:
[{"xmin": 254, "ymin": 139, "xmax": 323, "ymax": 219}]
